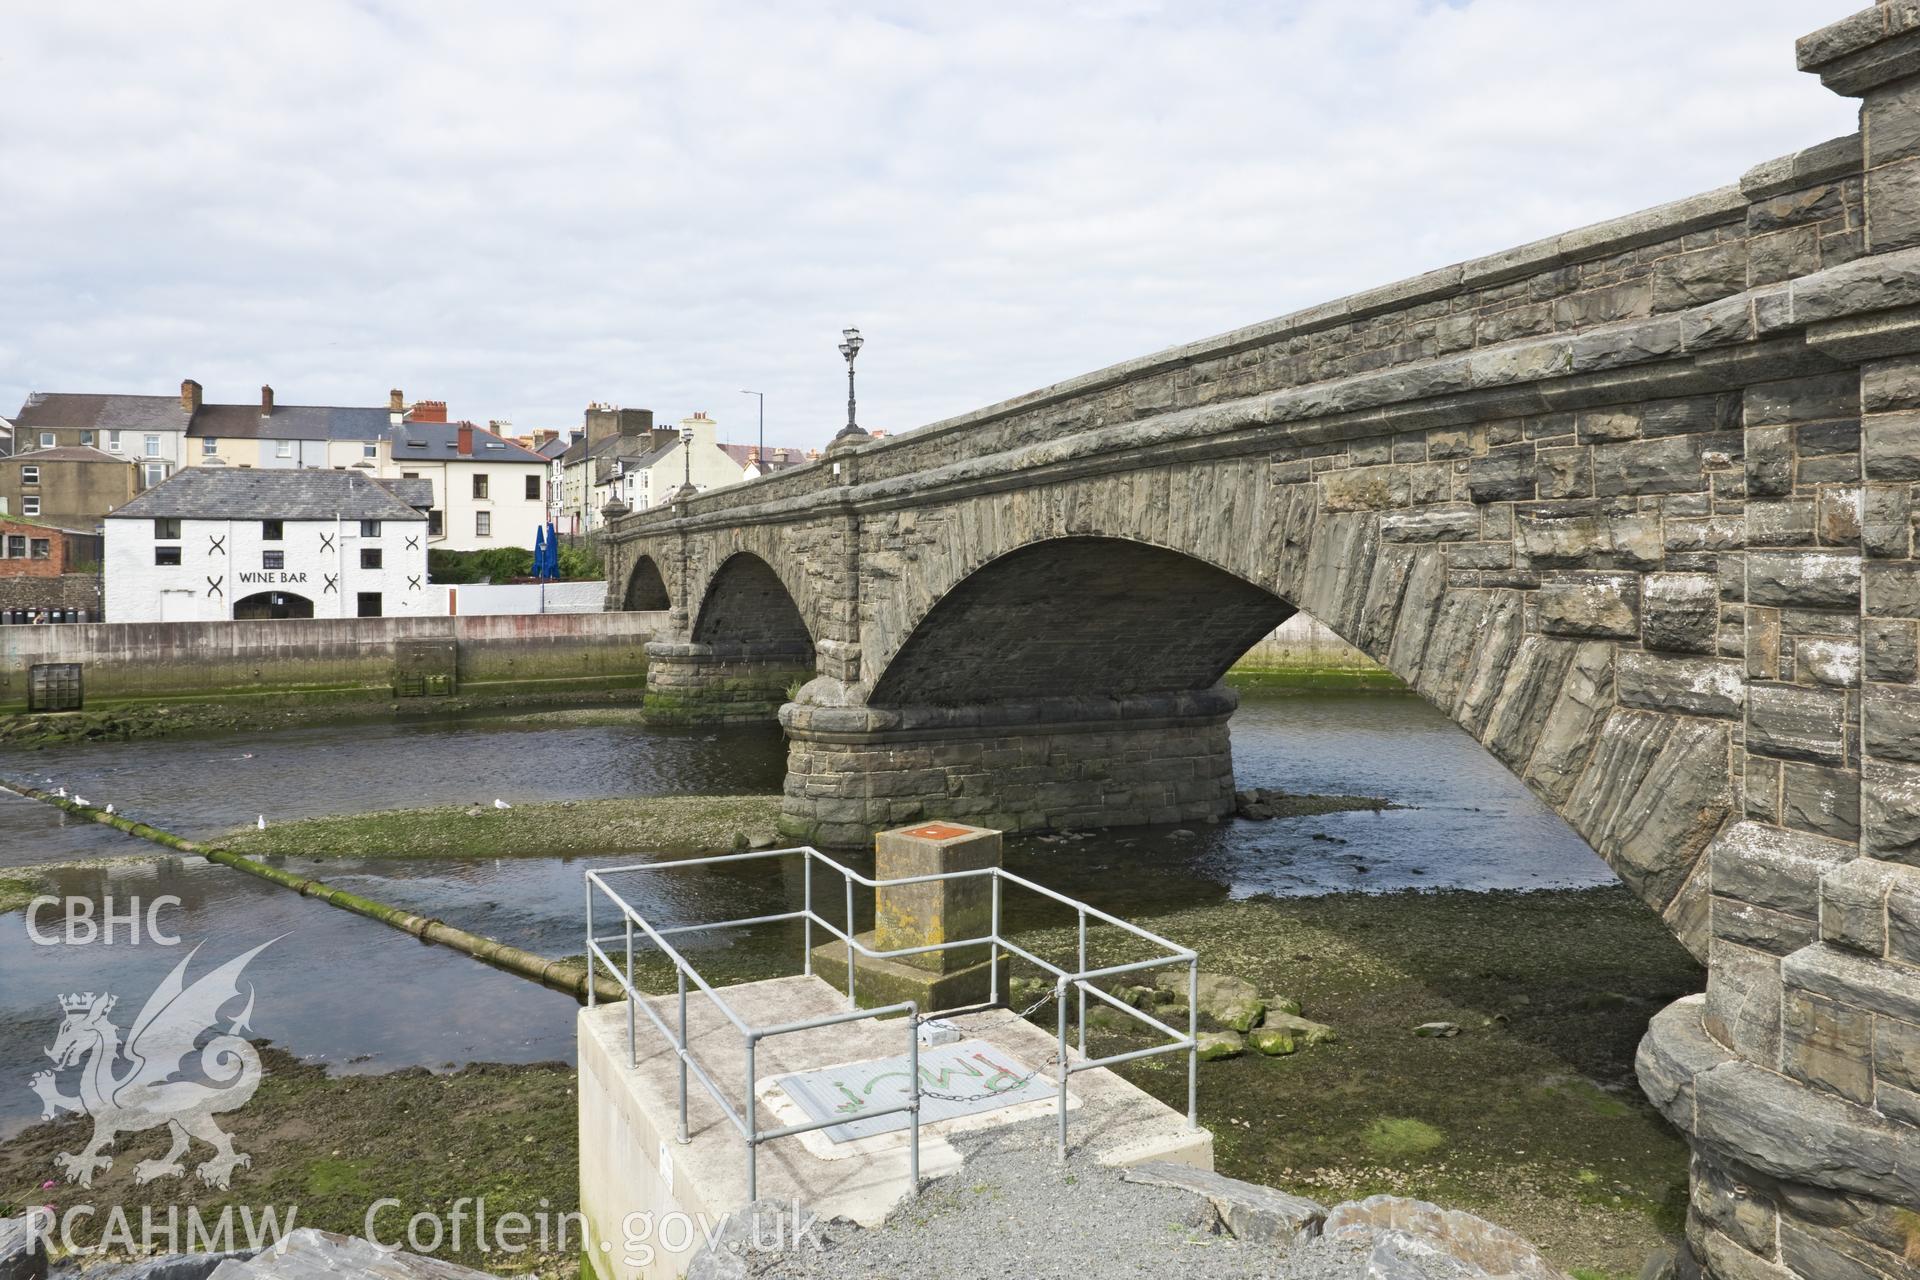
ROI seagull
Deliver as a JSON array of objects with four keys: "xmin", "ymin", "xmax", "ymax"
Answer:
[
  {"xmin": 55, "ymin": 786, "xmax": 66, "ymax": 798},
  {"xmin": 257, "ymin": 815, "xmax": 266, "ymax": 830},
  {"xmin": 104, "ymin": 803, "xmax": 114, "ymax": 815},
  {"xmin": 73, "ymin": 796, "xmax": 88, "ymax": 808},
  {"xmin": 240, "ymin": 753, "xmax": 255, "ymax": 760},
  {"xmin": 493, "ymin": 798, "xmax": 512, "ymax": 810}
]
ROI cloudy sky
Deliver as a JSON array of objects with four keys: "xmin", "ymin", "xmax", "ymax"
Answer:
[{"xmin": 0, "ymin": 2, "xmax": 1860, "ymax": 452}]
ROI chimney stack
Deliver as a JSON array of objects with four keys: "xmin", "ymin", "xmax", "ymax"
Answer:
[
  {"xmin": 260, "ymin": 385, "xmax": 274, "ymax": 415},
  {"xmin": 407, "ymin": 400, "xmax": 448, "ymax": 423},
  {"xmin": 456, "ymin": 422, "xmax": 474, "ymax": 456},
  {"xmin": 389, "ymin": 389, "xmax": 404, "ymax": 413},
  {"xmin": 181, "ymin": 379, "xmax": 202, "ymax": 413}
]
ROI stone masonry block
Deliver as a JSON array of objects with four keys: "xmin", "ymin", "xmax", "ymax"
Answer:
[
  {"xmin": 1747, "ymin": 551, "xmax": 1863, "ymax": 610},
  {"xmin": 1536, "ymin": 572, "xmax": 1639, "ymax": 638},
  {"xmin": 1746, "ymin": 683, "xmax": 1850, "ymax": 765},
  {"xmin": 1781, "ymin": 987, "xmax": 1875, "ymax": 1106},
  {"xmin": 1864, "ymin": 757, "xmax": 1920, "ymax": 863},
  {"xmin": 1643, "ymin": 572, "xmax": 1720, "ymax": 653},
  {"xmin": 1864, "ymin": 618, "xmax": 1919, "ymax": 683}
]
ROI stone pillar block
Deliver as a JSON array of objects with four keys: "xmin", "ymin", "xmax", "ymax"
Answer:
[{"xmin": 874, "ymin": 822, "xmax": 1001, "ymax": 974}]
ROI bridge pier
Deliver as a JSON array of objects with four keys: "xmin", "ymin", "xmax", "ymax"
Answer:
[
  {"xmin": 777, "ymin": 686, "xmax": 1239, "ymax": 847},
  {"xmin": 641, "ymin": 641, "xmax": 811, "ymax": 725}
]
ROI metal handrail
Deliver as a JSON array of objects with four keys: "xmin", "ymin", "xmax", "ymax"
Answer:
[{"xmin": 583, "ymin": 844, "xmax": 1199, "ymax": 1203}]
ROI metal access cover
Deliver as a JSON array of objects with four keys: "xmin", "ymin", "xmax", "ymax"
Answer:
[{"xmin": 775, "ymin": 1038, "xmax": 1049, "ymax": 1143}]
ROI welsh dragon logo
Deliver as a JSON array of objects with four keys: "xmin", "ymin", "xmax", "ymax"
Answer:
[{"xmin": 28, "ymin": 940, "xmax": 276, "ymax": 1189}]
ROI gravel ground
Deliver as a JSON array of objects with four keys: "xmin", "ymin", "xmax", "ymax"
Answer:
[{"xmin": 720, "ymin": 1118, "xmax": 1468, "ymax": 1280}]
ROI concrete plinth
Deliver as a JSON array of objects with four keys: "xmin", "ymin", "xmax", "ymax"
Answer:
[
  {"xmin": 809, "ymin": 932, "xmax": 1005, "ymax": 1010},
  {"xmin": 577, "ymin": 975, "xmax": 1210, "ymax": 1280}
]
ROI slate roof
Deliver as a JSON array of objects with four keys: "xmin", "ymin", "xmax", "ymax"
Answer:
[
  {"xmin": 2, "ymin": 446, "xmax": 131, "ymax": 465},
  {"xmin": 719, "ymin": 442, "xmax": 809, "ymax": 472},
  {"xmin": 11, "ymin": 393, "xmax": 192, "ymax": 435},
  {"xmin": 535, "ymin": 436, "xmax": 572, "ymax": 460},
  {"xmin": 108, "ymin": 468, "xmax": 428, "ymax": 522},
  {"xmin": 390, "ymin": 421, "xmax": 546, "ymax": 462},
  {"xmin": 188, "ymin": 404, "xmax": 391, "ymax": 442}
]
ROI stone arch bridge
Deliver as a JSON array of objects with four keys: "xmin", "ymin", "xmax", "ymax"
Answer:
[{"xmin": 606, "ymin": 10, "xmax": 1920, "ymax": 1275}]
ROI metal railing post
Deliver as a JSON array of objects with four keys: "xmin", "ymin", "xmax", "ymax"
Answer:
[
  {"xmin": 745, "ymin": 1035, "xmax": 759, "ymax": 1200},
  {"xmin": 677, "ymin": 968, "xmax": 690, "ymax": 1143},
  {"xmin": 1055, "ymin": 977, "xmax": 1070, "ymax": 1161},
  {"xmin": 1077, "ymin": 908, "xmax": 1088, "ymax": 1057},
  {"xmin": 1187, "ymin": 957, "xmax": 1199, "ymax": 1129},
  {"xmin": 803, "ymin": 854, "xmax": 814, "ymax": 976},
  {"xmin": 989, "ymin": 872, "xmax": 1002, "ymax": 1006},
  {"xmin": 844, "ymin": 873, "xmax": 856, "ymax": 1010},
  {"xmin": 584, "ymin": 879, "xmax": 596, "ymax": 1009},
  {"xmin": 625, "ymin": 916, "xmax": 636, "ymax": 1066},
  {"xmin": 907, "ymin": 1003, "xmax": 921, "ymax": 1196}
]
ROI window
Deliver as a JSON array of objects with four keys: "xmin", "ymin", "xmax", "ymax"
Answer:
[
  {"xmin": 472, "ymin": 474, "xmax": 488, "ymax": 499},
  {"xmin": 4, "ymin": 535, "xmax": 24, "ymax": 557},
  {"xmin": 428, "ymin": 510, "xmax": 443, "ymax": 537},
  {"xmin": 359, "ymin": 519, "xmax": 380, "ymax": 538},
  {"xmin": 275, "ymin": 440, "xmax": 293, "ymax": 459},
  {"xmin": 402, "ymin": 471, "xmax": 419, "ymax": 479},
  {"xmin": 144, "ymin": 435, "xmax": 160, "ymax": 457},
  {"xmin": 263, "ymin": 550, "xmax": 285, "ymax": 570},
  {"xmin": 38, "ymin": 432, "xmax": 54, "ymax": 448},
  {"xmin": 107, "ymin": 431, "xmax": 122, "ymax": 452},
  {"xmin": 21, "ymin": 466, "xmax": 38, "ymax": 485},
  {"xmin": 142, "ymin": 463, "xmax": 166, "ymax": 488},
  {"xmin": 154, "ymin": 546, "xmax": 181, "ymax": 566},
  {"xmin": 29, "ymin": 539, "xmax": 50, "ymax": 560},
  {"xmin": 80, "ymin": 431, "xmax": 93, "ymax": 447},
  {"xmin": 360, "ymin": 547, "xmax": 382, "ymax": 569},
  {"xmin": 202, "ymin": 438, "xmax": 218, "ymax": 456},
  {"xmin": 22, "ymin": 497, "xmax": 39, "ymax": 517},
  {"xmin": 262, "ymin": 520, "xmax": 282, "ymax": 541},
  {"xmin": 524, "ymin": 474, "xmax": 541, "ymax": 500},
  {"xmin": 356, "ymin": 592, "xmax": 382, "ymax": 618},
  {"xmin": 475, "ymin": 512, "xmax": 491, "ymax": 537},
  {"xmin": 362, "ymin": 443, "xmax": 377, "ymax": 459},
  {"xmin": 155, "ymin": 518, "xmax": 180, "ymax": 539}
]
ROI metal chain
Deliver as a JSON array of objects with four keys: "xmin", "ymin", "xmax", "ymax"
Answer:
[{"xmin": 916, "ymin": 986, "xmax": 1062, "ymax": 1102}]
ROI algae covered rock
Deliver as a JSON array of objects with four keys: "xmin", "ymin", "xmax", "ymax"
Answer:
[
  {"xmin": 1251, "ymin": 1027, "xmax": 1298, "ymax": 1056},
  {"xmin": 1267, "ymin": 994, "xmax": 1303, "ymax": 1017},
  {"xmin": 1197, "ymin": 1030, "xmax": 1245, "ymax": 1061},
  {"xmin": 1413, "ymin": 1021, "xmax": 1461, "ymax": 1038},
  {"xmin": 1265, "ymin": 1011, "xmax": 1337, "ymax": 1045}
]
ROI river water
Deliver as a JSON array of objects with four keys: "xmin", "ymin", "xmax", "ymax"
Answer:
[{"xmin": 0, "ymin": 691, "xmax": 1609, "ymax": 1135}]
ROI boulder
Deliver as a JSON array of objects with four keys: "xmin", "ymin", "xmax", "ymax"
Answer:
[
  {"xmin": 1364, "ymin": 1229, "xmax": 1486, "ymax": 1280},
  {"xmin": 206, "ymin": 1229, "xmax": 498, "ymax": 1278},
  {"xmin": 1154, "ymin": 970, "xmax": 1264, "ymax": 1028},
  {"xmin": 0, "ymin": 1214, "xmax": 46, "ymax": 1280},
  {"xmin": 1266, "ymin": 1011, "xmax": 1338, "ymax": 1045},
  {"xmin": 1197, "ymin": 1030, "xmax": 1245, "ymax": 1061},
  {"xmin": 1267, "ymin": 994, "xmax": 1304, "ymax": 1017},
  {"xmin": 1252, "ymin": 1027, "xmax": 1299, "ymax": 1056},
  {"xmin": 1323, "ymin": 1196, "xmax": 1569, "ymax": 1280},
  {"xmin": 1413, "ymin": 1022, "xmax": 1461, "ymax": 1038},
  {"xmin": 1120, "ymin": 1162, "xmax": 1326, "ymax": 1243}
]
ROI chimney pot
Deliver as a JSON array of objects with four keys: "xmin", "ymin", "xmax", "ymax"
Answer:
[
  {"xmin": 260, "ymin": 385, "xmax": 274, "ymax": 415},
  {"xmin": 181, "ymin": 379, "xmax": 202, "ymax": 413}
]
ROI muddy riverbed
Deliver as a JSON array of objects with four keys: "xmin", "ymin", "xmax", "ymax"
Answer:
[{"xmin": 0, "ymin": 690, "xmax": 1696, "ymax": 1277}]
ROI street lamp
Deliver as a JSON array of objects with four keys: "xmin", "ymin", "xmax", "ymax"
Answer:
[
  {"xmin": 739, "ymin": 389, "xmax": 764, "ymax": 462},
  {"xmin": 834, "ymin": 327, "xmax": 870, "ymax": 443},
  {"xmin": 676, "ymin": 421, "xmax": 697, "ymax": 500}
]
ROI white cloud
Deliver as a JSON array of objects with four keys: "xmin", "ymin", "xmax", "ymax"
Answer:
[{"xmin": 0, "ymin": 1, "xmax": 1862, "ymax": 450}]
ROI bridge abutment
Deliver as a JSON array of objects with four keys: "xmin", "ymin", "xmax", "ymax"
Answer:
[{"xmin": 777, "ymin": 687, "xmax": 1238, "ymax": 847}]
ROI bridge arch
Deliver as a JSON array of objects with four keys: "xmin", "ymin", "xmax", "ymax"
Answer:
[
  {"xmin": 869, "ymin": 536, "xmax": 1294, "ymax": 706},
  {"xmin": 692, "ymin": 551, "xmax": 815, "ymax": 663},
  {"xmin": 621, "ymin": 555, "xmax": 671, "ymax": 611}
]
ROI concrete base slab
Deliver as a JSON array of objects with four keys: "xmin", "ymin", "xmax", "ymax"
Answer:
[{"xmin": 578, "ymin": 974, "xmax": 1210, "ymax": 1280}]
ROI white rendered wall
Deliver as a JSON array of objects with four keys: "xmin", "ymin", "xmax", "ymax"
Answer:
[{"xmin": 106, "ymin": 514, "xmax": 435, "ymax": 623}]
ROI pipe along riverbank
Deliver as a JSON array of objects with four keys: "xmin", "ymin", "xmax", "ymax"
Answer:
[{"xmin": 1, "ymin": 778, "xmax": 625, "ymax": 1003}]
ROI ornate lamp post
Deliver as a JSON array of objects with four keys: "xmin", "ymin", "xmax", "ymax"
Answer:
[
  {"xmin": 834, "ymin": 327, "xmax": 870, "ymax": 444},
  {"xmin": 675, "ymin": 420, "xmax": 698, "ymax": 500}
]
